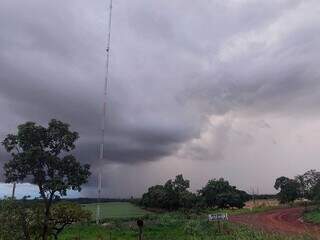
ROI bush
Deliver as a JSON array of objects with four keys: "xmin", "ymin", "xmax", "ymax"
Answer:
[
  {"xmin": 0, "ymin": 199, "xmax": 25, "ymax": 240},
  {"xmin": 0, "ymin": 199, "xmax": 90, "ymax": 240}
]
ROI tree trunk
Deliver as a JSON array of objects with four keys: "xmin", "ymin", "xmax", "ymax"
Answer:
[
  {"xmin": 42, "ymin": 203, "xmax": 51, "ymax": 240},
  {"xmin": 39, "ymin": 186, "xmax": 54, "ymax": 240},
  {"xmin": 22, "ymin": 213, "xmax": 31, "ymax": 240}
]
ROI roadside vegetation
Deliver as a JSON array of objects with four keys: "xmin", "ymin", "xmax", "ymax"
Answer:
[
  {"xmin": 304, "ymin": 207, "xmax": 320, "ymax": 224},
  {"xmin": 274, "ymin": 170, "xmax": 320, "ymax": 204},
  {"xmin": 59, "ymin": 212, "xmax": 312, "ymax": 240}
]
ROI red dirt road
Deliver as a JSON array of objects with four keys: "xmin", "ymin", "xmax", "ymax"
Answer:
[{"xmin": 230, "ymin": 208, "xmax": 320, "ymax": 238}]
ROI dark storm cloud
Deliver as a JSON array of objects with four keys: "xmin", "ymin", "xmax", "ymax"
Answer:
[
  {"xmin": 1, "ymin": 0, "xmax": 320, "ymax": 191},
  {"xmin": 0, "ymin": 0, "xmax": 202, "ymax": 169}
]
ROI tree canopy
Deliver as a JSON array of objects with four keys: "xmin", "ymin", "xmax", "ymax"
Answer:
[
  {"xmin": 2, "ymin": 119, "xmax": 91, "ymax": 240},
  {"xmin": 199, "ymin": 178, "xmax": 250, "ymax": 209},
  {"xmin": 274, "ymin": 176, "xmax": 300, "ymax": 204},
  {"xmin": 141, "ymin": 174, "xmax": 197, "ymax": 210},
  {"xmin": 274, "ymin": 170, "xmax": 320, "ymax": 203}
]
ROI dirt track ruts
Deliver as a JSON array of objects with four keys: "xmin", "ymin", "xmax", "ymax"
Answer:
[{"xmin": 229, "ymin": 207, "xmax": 320, "ymax": 238}]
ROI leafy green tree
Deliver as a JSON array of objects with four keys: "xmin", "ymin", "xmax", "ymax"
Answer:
[
  {"xmin": 141, "ymin": 185, "xmax": 167, "ymax": 209},
  {"xmin": 0, "ymin": 199, "xmax": 90, "ymax": 240},
  {"xmin": 163, "ymin": 179, "xmax": 180, "ymax": 210},
  {"xmin": 274, "ymin": 176, "xmax": 300, "ymax": 204},
  {"xmin": 0, "ymin": 198, "xmax": 25, "ymax": 240},
  {"xmin": 162, "ymin": 175, "xmax": 192, "ymax": 210},
  {"xmin": 173, "ymin": 174, "xmax": 190, "ymax": 193},
  {"xmin": 50, "ymin": 202, "xmax": 91, "ymax": 240},
  {"xmin": 310, "ymin": 181, "xmax": 320, "ymax": 202},
  {"xmin": 141, "ymin": 174, "xmax": 195, "ymax": 210},
  {"xmin": 215, "ymin": 192, "xmax": 248, "ymax": 209},
  {"xmin": 295, "ymin": 170, "xmax": 320, "ymax": 200},
  {"xmin": 199, "ymin": 178, "xmax": 230, "ymax": 207},
  {"xmin": 179, "ymin": 191, "xmax": 197, "ymax": 209},
  {"xmin": 274, "ymin": 176, "xmax": 290, "ymax": 190},
  {"xmin": 2, "ymin": 119, "xmax": 91, "ymax": 240},
  {"xmin": 199, "ymin": 178, "xmax": 248, "ymax": 209},
  {"xmin": 164, "ymin": 174, "xmax": 194, "ymax": 210},
  {"xmin": 0, "ymin": 197, "xmax": 46, "ymax": 240},
  {"xmin": 275, "ymin": 170, "xmax": 320, "ymax": 203}
]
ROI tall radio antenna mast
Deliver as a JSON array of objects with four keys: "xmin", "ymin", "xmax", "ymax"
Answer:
[{"xmin": 97, "ymin": 0, "xmax": 113, "ymax": 224}]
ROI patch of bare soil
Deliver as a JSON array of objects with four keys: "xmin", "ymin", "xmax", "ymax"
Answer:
[{"xmin": 230, "ymin": 207, "xmax": 320, "ymax": 238}]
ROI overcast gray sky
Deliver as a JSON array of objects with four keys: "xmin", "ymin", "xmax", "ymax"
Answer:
[{"xmin": 1, "ymin": 0, "xmax": 320, "ymax": 198}]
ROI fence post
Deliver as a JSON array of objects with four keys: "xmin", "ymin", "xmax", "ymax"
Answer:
[{"xmin": 137, "ymin": 219, "xmax": 144, "ymax": 240}]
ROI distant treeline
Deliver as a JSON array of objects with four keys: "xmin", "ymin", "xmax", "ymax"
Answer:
[
  {"xmin": 0, "ymin": 198, "xmax": 132, "ymax": 204},
  {"xmin": 1, "ymin": 193, "xmax": 277, "ymax": 205},
  {"xmin": 254, "ymin": 194, "xmax": 277, "ymax": 200},
  {"xmin": 63, "ymin": 198, "xmax": 131, "ymax": 204},
  {"xmin": 4, "ymin": 195, "xmax": 278, "ymax": 204}
]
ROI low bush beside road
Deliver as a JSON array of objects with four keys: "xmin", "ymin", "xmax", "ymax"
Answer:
[{"xmin": 304, "ymin": 207, "xmax": 320, "ymax": 224}]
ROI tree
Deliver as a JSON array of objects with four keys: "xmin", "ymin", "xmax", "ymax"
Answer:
[
  {"xmin": 50, "ymin": 202, "xmax": 91, "ymax": 240},
  {"xmin": 274, "ymin": 176, "xmax": 300, "ymax": 204},
  {"xmin": 141, "ymin": 185, "xmax": 167, "ymax": 209},
  {"xmin": 274, "ymin": 176, "xmax": 291, "ymax": 190},
  {"xmin": 0, "ymin": 197, "xmax": 46, "ymax": 240},
  {"xmin": 295, "ymin": 170, "xmax": 320, "ymax": 200},
  {"xmin": 2, "ymin": 119, "xmax": 91, "ymax": 240},
  {"xmin": 163, "ymin": 179, "xmax": 180, "ymax": 210},
  {"xmin": 0, "ymin": 199, "xmax": 90, "ymax": 240},
  {"xmin": 141, "ymin": 174, "xmax": 195, "ymax": 210},
  {"xmin": 179, "ymin": 191, "xmax": 197, "ymax": 209},
  {"xmin": 199, "ymin": 178, "xmax": 231, "ymax": 207},
  {"xmin": 173, "ymin": 174, "xmax": 190, "ymax": 193},
  {"xmin": 199, "ymin": 178, "xmax": 249, "ymax": 209},
  {"xmin": 310, "ymin": 181, "xmax": 320, "ymax": 202},
  {"xmin": 275, "ymin": 170, "xmax": 320, "ymax": 203}
]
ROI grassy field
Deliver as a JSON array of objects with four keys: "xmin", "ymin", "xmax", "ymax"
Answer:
[
  {"xmin": 60, "ymin": 212, "xmax": 312, "ymax": 240},
  {"xmin": 58, "ymin": 203, "xmax": 313, "ymax": 240},
  {"xmin": 304, "ymin": 207, "xmax": 320, "ymax": 224},
  {"xmin": 83, "ymin": 202, "xmax": 150, "ymax": 220}
]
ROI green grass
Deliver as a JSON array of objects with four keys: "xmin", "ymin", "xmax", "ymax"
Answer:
[
  {"xmin": 60, "ymin": 211, "xmax": 312, "ymax": 240},
  {"xmin": 83, "ymin": 202, "xmax": 150, "ymax": 220},
  {"xmin": 203, "ymin": 205, "xmax": 278, "ymax": 216},
  {"xmin": 304, "ymin": 207, "xmax": 320, "ymax": 224}
]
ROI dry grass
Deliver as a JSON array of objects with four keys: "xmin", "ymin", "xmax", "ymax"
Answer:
[{"xmin": 245, "ymin": 199, "xmax": 280, "ymax": 209}]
